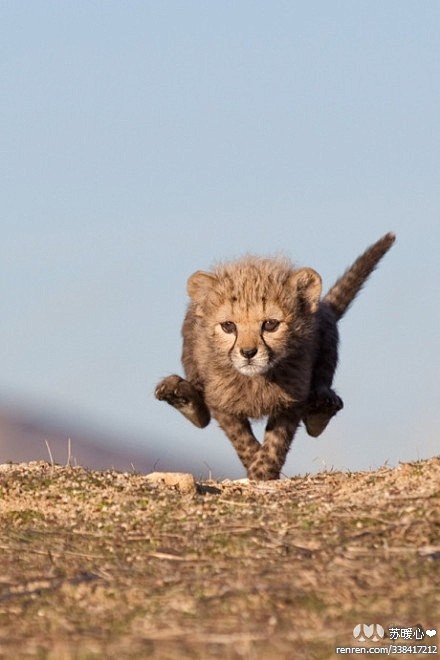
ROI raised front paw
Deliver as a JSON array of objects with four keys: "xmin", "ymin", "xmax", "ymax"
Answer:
[
  {"xmin": 306, "ymin": 386, "xmax": 343, "ymax": 415},
  {"xmin": 155, "ymin": 374, "xmax": 192, "ymax": 404},
  {"xmin": 155, "ymin": 375, "xmax": 211, "ymax": 428},
  {"xmin": 303, "ymin": 386, "xmax": 343, "ymax": 437}
]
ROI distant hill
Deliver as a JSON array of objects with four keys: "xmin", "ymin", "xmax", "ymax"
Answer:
[{"xmin": 0, "ymin": 403, "xmax": 187, "ymax": 474}]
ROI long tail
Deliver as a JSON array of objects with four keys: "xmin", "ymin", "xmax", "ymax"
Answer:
[{"xmin": 324, "ymin": 232, "xmax": 396, "ymax": 320}]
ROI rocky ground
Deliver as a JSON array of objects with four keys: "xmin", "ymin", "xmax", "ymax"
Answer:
[{"xmin": 0, "ymin": 457, "xmax": 439, "ymax": 659}]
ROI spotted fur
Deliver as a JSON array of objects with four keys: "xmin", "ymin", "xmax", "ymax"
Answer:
[{"xmin": 156, "ymin": 233, "xmax": 395, "ymax": 479}]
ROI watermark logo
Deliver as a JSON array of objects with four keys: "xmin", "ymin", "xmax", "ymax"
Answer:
[
  {"xmin": 336, "ymin": 624, "xmax": 437, "ymax": 655},
  {"xmin": 353, "ymin": 624, "xmax": 384, "ymax": 642},
  {"xmin": 389, "ymin": 624, "xmax": 437, "ymax": 640}
]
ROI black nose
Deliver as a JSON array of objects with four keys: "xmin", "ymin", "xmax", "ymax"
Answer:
[{"xmin": 240, "ymin": 347, "xmax": 258, "ymax": 359}]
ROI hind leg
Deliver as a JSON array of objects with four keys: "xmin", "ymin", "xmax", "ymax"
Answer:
[
  {"xmin": 247, "ymin": 410, "xmax": 302, "ymax": 480},
  {"xmin": 155, "ymin": 374, "xmax": 211, "ymax": 428}
]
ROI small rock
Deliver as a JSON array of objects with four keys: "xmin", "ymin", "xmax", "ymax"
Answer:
[{"xmin": 145, "ymin": 472, "xmax": 197, "ymax": 495}]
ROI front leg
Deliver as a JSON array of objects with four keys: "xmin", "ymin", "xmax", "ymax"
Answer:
[
  {"xmin": 155, "ymin": 374, "xmax": 210, "ymax": 428},
  {"xmin": 247, "ymin": 409, "xmax": 302, "ymax": 480},
  {"xmin": 212, "ymin": 410, "xmax": 261, "ymax": 471},
  {"xmin": 303, "ymin": 385, "xmax": 343, "ymax": 437},
  {"xmin": 304, "ymin": 303, "xmax": 343, "ymax": 437}
]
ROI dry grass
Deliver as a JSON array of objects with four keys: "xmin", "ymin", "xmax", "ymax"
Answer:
[{"xmin": 0, "ymin": 457, "xmax": 439, "ymax": 659}]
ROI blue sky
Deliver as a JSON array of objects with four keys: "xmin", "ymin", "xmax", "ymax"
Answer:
[{"xmin": 1, "ymin": 1, "xmax": 439, "ymax": 477}]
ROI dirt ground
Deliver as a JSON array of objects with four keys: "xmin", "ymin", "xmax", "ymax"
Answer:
[{"xmin": 0, "ymin": 457, "xmax": 439, "ymax": 659}]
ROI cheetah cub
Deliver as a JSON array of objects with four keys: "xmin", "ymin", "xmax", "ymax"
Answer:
[{"xmin": 156, "ymin": 233, "xmax": 395, "ymax": 480}]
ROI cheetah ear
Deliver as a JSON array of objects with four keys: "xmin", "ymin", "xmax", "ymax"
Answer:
[
  {"xmin": 187, "ymin": 271, "xmax": 218, "ymax": 303},
  {"xmin": 288, "ymin": 268, "xmax": 322, "ymax": 313}
]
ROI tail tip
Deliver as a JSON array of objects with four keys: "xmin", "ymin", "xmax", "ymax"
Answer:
[{"xmin": 384, "ymin": 231, "xmax": 396, "ymax": 245}]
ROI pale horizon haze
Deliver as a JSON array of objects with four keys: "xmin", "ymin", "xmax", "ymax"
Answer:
[{"xmin": 1, "ymin": 2, "xmax": 439, "ymax": 478}]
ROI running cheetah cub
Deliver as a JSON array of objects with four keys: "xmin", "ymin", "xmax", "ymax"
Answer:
[{"xmin": 156, "ymin": 233, "xmax": 395, "ymax": 480}]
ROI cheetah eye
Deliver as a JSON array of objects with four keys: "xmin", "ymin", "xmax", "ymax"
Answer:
[
  {"xmin": 220, "ymin": 321, "xmax": 237, "ymax": 334},
  {"xmin": 262, "ymin": 319, "xmax": 280, "ymax": 332}
]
